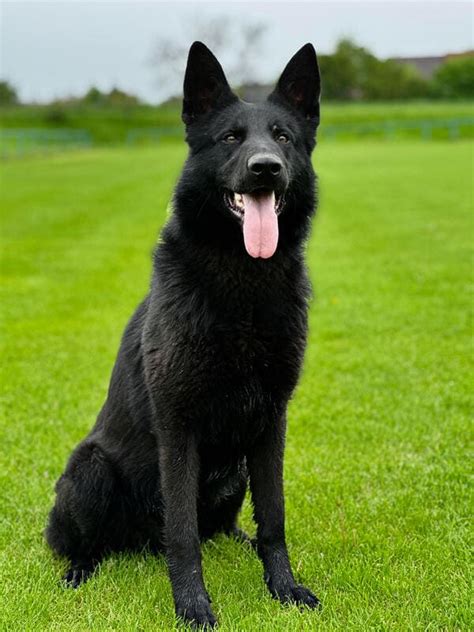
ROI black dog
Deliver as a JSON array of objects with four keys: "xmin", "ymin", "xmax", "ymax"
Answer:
[{"xmin": 46, "ymin": 41, "xmax": 321, "ymax": 628}]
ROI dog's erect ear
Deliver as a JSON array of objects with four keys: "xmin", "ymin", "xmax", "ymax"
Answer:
[
  {"xmin": 268, "ymin": 44, "xmax": 321, "ymax": 125},
  {"xmin": 182, "ymin": 41, "xmax": 237, "ymax": 125}
]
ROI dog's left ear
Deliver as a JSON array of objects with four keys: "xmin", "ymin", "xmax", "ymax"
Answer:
[
  {"xmin": 269, "ymin": 43, "xmax": 321, "ymax": 126},
  {"xmin": 182, "ymin": 41, "xmax": 238, "ymax": 125}
]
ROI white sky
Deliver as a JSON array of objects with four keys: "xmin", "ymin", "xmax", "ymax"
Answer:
[{"xmin": 1, "ymin": 1, "xmax": 473, "ymax": 104}]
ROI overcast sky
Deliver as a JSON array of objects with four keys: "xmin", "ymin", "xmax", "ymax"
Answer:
[{"xmin": 1, "ymin": 1, "xmax": 472, "ymax": 104}]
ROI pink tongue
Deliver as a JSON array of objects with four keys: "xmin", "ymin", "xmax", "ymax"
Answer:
[{"xmin": 242, "ymin": 191, "xmax": 279, "ymax": 259}]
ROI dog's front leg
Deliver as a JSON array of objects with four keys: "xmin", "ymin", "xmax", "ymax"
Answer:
[
  {"xmin": 159, "ymin": 431, "xmax": 216, "ymax": 628},
  {"xmin": 248, "ymin": 416, "xmax": 320, "ymax": 609}
]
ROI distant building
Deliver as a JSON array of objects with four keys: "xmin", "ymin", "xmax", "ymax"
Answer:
[{"xmin": 389, "ymin": 50, "xmax": 474, "ymax": 79}]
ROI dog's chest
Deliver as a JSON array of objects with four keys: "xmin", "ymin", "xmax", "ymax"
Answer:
[
  {"xmin": 149, "ymin": 258, "xmax": 309, "ymax": 443},
  {"xmin": 185, "ymin": 298, "xmax": 306, "ymax": 437}
]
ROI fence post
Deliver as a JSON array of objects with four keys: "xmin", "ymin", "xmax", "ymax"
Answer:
[
  {"xmin": 448, "ymin": 121, "xmax": 460, "ymax": 140},
  {"xmin": 421, "ymin": 122, "xmax": 432, "ymax": 140}
]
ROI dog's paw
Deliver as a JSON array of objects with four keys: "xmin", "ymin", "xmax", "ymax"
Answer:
[
  {"xmin": 269, "ymin": 581, "xmax": 321, "ymax": 609},
  {"xmin": 62, "ymin": 564, "xmax": 94, "ymax": 589},
  {"xmin": 176, "ymin": 592, "xmax": 217, "ymax": 629}
]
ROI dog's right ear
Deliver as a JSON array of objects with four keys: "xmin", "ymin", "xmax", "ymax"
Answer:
[{"xmin": 182, "ymin": 42, "xmax": 237, "ymax": 125}]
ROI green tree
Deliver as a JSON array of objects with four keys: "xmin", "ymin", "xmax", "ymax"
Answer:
[
  {"xmin": 318, "ymin": 39, "xmax": 372, "ymax": 99},
  {"xmin": 84, "ymin": 86, "xmax": 105, "ymax": 104},
  {"xmin": 318, "ymin": 38, "xmax": 429, "ymax": 100},
  {"xmin": 0, "ymin": 80, "xmax": 18, "ymax": 105},
  {"xmin": 364, "ymin": 60, "xmax": 428, "ymax": 100},
  {"xmin": 107, "ymin": 87, "xmax": 140, "ymax": 106},
  {"xmin": 432, "ymin": 56, "xmax": 474, "ymax": 98},
  {"xmin": 82, "ymin": 86, "xmax": 140, "ymax": 106}
]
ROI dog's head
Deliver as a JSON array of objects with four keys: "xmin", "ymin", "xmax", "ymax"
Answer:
[{"xmin": 178, "ymin": 41, "xmax": 321, "ymax": 259}]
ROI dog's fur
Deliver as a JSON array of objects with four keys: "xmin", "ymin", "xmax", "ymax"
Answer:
[{"xmin": 46, "ymin": 41, "xmax": 321, "ymax": 628}]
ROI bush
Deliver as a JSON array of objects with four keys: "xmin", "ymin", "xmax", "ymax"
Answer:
[{"xmin": 44, "ymin": 107, "xmax": 68, "ymax": 125}]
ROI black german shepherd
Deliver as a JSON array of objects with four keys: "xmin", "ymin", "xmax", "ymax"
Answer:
[{"xmin": 46, "ymin": 41, "xmax": 321, "ymax": 628}]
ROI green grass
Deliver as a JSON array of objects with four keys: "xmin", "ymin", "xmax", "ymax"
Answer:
[{"xmin": 1, "ymin": 139, "xmax": 472, "ymax": 630}]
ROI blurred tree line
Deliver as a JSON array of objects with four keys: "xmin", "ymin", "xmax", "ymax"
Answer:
[
  {"xmin": 0, "ymin": 83, "xmax": 141, "ymax": 107},
  {"xmin": 80, "ymin": 87, "xmax": 141, "ymax": 106},
  {"xmin": 318, "ymin": 39, "xmax": 474, "ymax": 100}
]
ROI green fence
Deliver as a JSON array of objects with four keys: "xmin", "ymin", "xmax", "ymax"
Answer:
[
  {"xmin": 126, "ymin": 127, "xmax": 183, "ymax": 145},
  {"xmin": 1, "ymin": 128, "xmax": 92, "ymax": 158},
  {"xmin": 321, "ymin": 117, "xmax": 474, "ymax": 140},
  {"xmin": 125, "ymin": 117, "xmax": 474, "ymax": 145},
  {"xmin": 1, "ymin": 117, "xmax": 473, "ymax": 158}
]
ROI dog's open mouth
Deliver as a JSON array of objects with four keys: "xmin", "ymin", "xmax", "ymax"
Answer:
[{"xmin": 224, "ymin": 190, "xmax": 284, "ymax": 259}]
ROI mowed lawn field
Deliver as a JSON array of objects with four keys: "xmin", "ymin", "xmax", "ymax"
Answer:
[{"xmin": 1, "ymin": 139, "xmax": 472, "ymax": 630}]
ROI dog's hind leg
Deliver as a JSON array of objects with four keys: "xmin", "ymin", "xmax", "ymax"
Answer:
[
  {"xmin": 45, "ymin": 441, "xmax": 118, "ymax": 587},
  {"xmin": 198, "ymin": 462, "xmax": 249, "ymax": 542},
  {"xmin": 62, "ymin": 559, "xmax": 96, "ymax": 588}
]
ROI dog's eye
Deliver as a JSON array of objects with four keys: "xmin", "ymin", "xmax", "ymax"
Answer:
[
  {"xmin": 223, "ymin": 133, "xmax": 238, "ymax": 144},
  {"xmin": 276, "ymin": 133, "xmax": 290, "ymax": 144}
]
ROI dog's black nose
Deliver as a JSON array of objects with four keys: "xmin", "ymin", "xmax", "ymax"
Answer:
[{"xmin": 248, "ymin": 153, "xmax": 283, "ymax": 178}]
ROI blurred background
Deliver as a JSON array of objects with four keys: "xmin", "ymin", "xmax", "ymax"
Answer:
[{"xmin": 1, "ymin": 0, "xmax": 473, "ymax": 151}]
